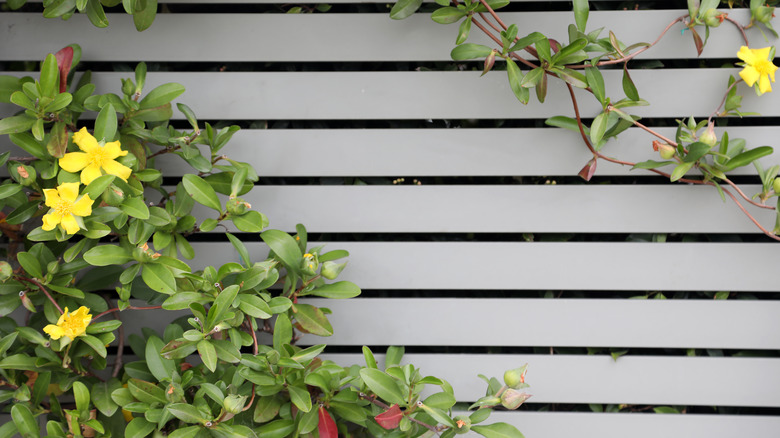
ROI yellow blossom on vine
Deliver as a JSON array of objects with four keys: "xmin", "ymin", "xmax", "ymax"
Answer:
[
  {"xmin": 43, "ymin": 306, "xmax": 92, "ymax": 341},
  {"xmin": 41, "ymin": 182, "xmax": 93, "ymax": 235},
  {"xmin": 59, "ymin": 127, "xmax": 132, "ymax": 185},
  {"xmin": 737, "ymin": 46, "xmax": 778, "ymax": 95}
]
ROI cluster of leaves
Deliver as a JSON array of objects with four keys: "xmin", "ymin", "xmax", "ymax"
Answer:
[
  {"xmin": 389, "ymin": 0, "xmax": 780, "ymax": 237},
  {"xmin": 5, "ymin": 0, "xmax": 159, "ymax": 31},
  {"xmin": 0, "ymin": 47, "xmax": 529, "ymax": 437}
]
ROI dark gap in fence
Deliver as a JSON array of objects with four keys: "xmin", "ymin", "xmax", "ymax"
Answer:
[
  {"xmin": 353, "ymin": 289, "xmax": 777, "ymax": 299},
  {"xmin": 214, "ymin": 175, "xmax": 761, "ymax": 185}
]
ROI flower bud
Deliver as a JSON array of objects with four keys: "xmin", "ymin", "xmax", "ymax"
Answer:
[
  {"xmin": 121, "ymin": 78, "xmax": 135, "ymax": 97},
  {"xmin": 699, "ymin": 121, "xmax": 717, "ymax": 147},
  {"xmin": 101, "ymin": 184, "xmax": 125, "ymax": 207},
  {"xmin": 226, "ymin": 197, "xmax": 251, "ymax": 216},
  {"xmin": 703, "ymin": 9, "xmax": 725, "ymax": 28},
  {"xmin": 653, "ymin": 141, "xmax": 676, "ymax": 160},
  {"xmin": 223, "ymin": 394, "xmax": 248, "ymax": 414},
  {"xmin": 500, "ymin": 389, "xmax": 532, "ymax": 410},
  {"xmin": 773, "ymin": 177, "xmax": 780, "ymax": 194},
  {"xmin": 503, "ymin": 364, "xmax": 528, "ymax": 389},
  {"xmin": 321, "ymin": 261, "xmax": 347, "ymax": 280},
  {"xmin": 453, "ymin": 415, "xmax": 471, "ymax": 434},
  {"xmin": 755, "ymin": 5, "xmax": 775, "ymax": 25},
  {"xmin": 300, "ymin": 253, "xmax": 319, "ymax": 276},
  {"xmin": 12, "ymin": 163, "xmax": 36, "ymax": 186},
  {"xmin": 132, "ymin": 242, "xmax": 161, "ymax": 263},
  {"xmin": 0, "ymin": 261, "xmax": 12, "ymax": 282}
]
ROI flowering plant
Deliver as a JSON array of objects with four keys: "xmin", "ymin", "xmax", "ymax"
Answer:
[{"xmin": 0, "ymin": 47, "xmax": 530, "ymax": 437}]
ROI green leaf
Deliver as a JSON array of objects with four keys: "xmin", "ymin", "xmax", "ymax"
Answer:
[
  {"xmin": 16, "ymin": 251, "xmax": 42, "ymax": 279},
  {"xmin": 211, "ymin": 339, "xmax": 241, "ymax": 363},
  {"xmin": 450, "ymin": 44, "xmax": 493, "ymax": 61},
  {"xmin": 197, "ymin": 339, "xmax": 218, "ymax": 372},
  {"xmin": 40, "ymin": 53, "xmax": 58, "ymax": 98},
  {"xmin": 94, "ymin": 103, "xmax": 117, "ymax": 142},
  {"xmin": 92, "ymin": 379, "xmax": 121, "ymax": 417},
  {"xmin": 168, "ymin": 403, "xmax": 209, "ymax": 424},
  {"xmin": 585, "ymin": 67, "xmax": 605, "ymax": 105},
  {"xmin": 683, "ymin": 142, "xmax": 712, "ymax": 163},
  {"xmin": 81, "ymin": 334, "xmax": 108, "ymax": 357},
  {"xmin": 389, "ymin": 0, "xmax": 423, "ymax": 20},
  {"xmin": 0, "ymin": 114, "xmax": 36, "ymax": 135},
  {"xmin": 139, "ymin": 82, "xmax": 184, "ymax": 110},
  {"xmin": 472, "ymin": 422, "xmax": 526, "ymax": 438},
  {"xmin": 261, "ymin": 229, "xmax": 302, "ymax": 274},
  {"xmin": 231, "ymin": 210, "xmax": 269, "ymax": 233},
  {"xmin": 73, "ymin": 380, "xmax": 90, "ymax": 411},
  {"xmin": 431, "ymin": 7, "xmax": 466, "ymax": 24},
  {"xmin": 294, "ymin": 303, "xmax": 333, "ymax": 336},
  {"xmin": 125, "ymin": 417, "xmax": 155, "ymax": 438},
  {"xmin": 622, "ymin": 68, "xmax": 640, "ymax": 100},
  {"xmin": 590, "ymin": 112, "xmax": 608, "ymax": 145},
  {"xmin": 359, "ymin": 368, "xmax": 406, "ymax": 406},
  {"xmin": 291, "ymin": 344, "xmax": 326, "ymax": 363},
  {"xmin": 670, "ymin": 162, "xmax": 694, "ymax": 182},
  {"xmin": 133, "ymin": 0, "xmax": 158, "ymax": 31},
  {"xmin": 128, "ymin": 379, "xmax": 167, "ymax": 405},
  {"xmin": 288, "ymin": 385, "xmax": 313, "ymax": 412},
  {"xmin": 507, "ymin": 32, "xmax": 545, "ymax": 53},
  {"xmin": 141, "ymin": 263, "xmax": 177, "ymax": 295},
  {"xmin": 84, "ymin": 174, "xmax": 115, "ymax": 200},
  {"xmin": 573, "ymin": 0, "xmax": 589, "ymax": 31},
  {"xmin": 631, "ymin": 160, "xmax": 674, "ymax": 170},
  {"xmin": 121, "ymin": 197, "xmax": 150, "ymax": 219},
  {"xmin": 167, "ymin": 426, "xmax": 201, "ymax": 438},
  {"xmin": 424, "ymin": 392, "xmax": 456, "ymax": 409},
  {"xmin": 722, "ymin": 146, "xmax": 773, "ymax": 171},
  {"xmin": 208, "ymin": 284, "xmax": 239, "ymax": 329},
  {"xmin": 273, "ymin": 312, "xmax": 292, "ymax": 350},
  {"xmin": 86, "ymin": 0, "xmax": 109, "ymax": 27},
  {"xmin": 256, "ymin": 419, "xmax": 295, "ymax": 438},
  {"xmin": 238, "ymin": 294, "xmax": 273, "ymax": 319},
  {"xmin": 506, "ymin": 59, "xmax": 529, "ymax": 104},
  {"xmin": 11, "ymin": 404, "xmax": 39, "ymax": 438},
  {"xmin": 182, "ymin": 174, "xmax": 222, "ymax": 213},
  {"xmin": 145, "ymin": 336, "xmax": 174, "ymax": 381},
  {"xmin": 307, "ymin": 281, "xmax": 361, "ymax": 299},
  {"xmin": 10, "ymin": 133, "xmax": 46, "ymax": 159},
  {"xmin": 161, "ymin": 339, "xmax": 198, "ymax": 359},
  {"xmin": 83, "ymin": 245, "xmax": 132, "ymax": 266},
  {"xmin": 386, "ymin": 346, "xmax": 404, "ymax": 368}
]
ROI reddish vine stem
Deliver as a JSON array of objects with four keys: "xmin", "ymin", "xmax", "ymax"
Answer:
[
  {"xmin": 708, "ymin": 78, "xmax": 742, "ymax": 122},
  {"xmin": 722, "ymin": 188, "xmax": 780, "ymax": 241},
  {"xmin": 724, "ymin": 15, "xmax": 750, "ymax": 46},
  {"xmin": 93, "ymin": 305, "xmax": 163, "ymax": 321},
  {"xmin": 18, "ymin": 276, "xmax": 63, "ymax": 314},
  {"xmin": 722, "ymin": 176, "xmax": 775, "ymax": 209},
  {"xmin": 478, "ymin": 0, "xmax": 509, "ymax": 31},
  {"xmin": 478, "ymin": 12, "xmax": 503, "ymax": 34}
]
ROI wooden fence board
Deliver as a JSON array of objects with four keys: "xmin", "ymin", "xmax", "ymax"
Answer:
[
  {"xmin": 233, "ymin": 185, "xmax": 774, "ymax": 234},
  {"xmin": 0, "ymin": 10, "xmax": 765, "ymax": 62},
  {"xmin": 189, "ymin": 241, "xmax": 780, "ymax": 292},
  {"xmin": 321, "ymin": 353, "xmax": 780, "ymax": 406}
]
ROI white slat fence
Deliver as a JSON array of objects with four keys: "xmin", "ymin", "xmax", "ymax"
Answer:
[{"xmin": 2, "ymin": 2, "xmax": 780, "ymax": 437}]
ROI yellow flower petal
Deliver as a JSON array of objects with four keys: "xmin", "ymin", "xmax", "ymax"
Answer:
[
  {"xmin": 759, "ymin": 74, "xmax": 773, "ymax": 94},
  {"xmin": 80, "ymin": 163, "xmax": 103, "ymax": 185},
  {"xmin": 101, "ymin": 159, "xmax": 132, "ymax": 182},
  {"xmin": 70, "ymin": 195, "xmax": 94, "ymax": 217},
  {"xmin": 72, "ymin": 127, "xmax": 99, "ymax": 153},
  {"xmin": 59, "ymin": 214, "xmax": 80, "ymax": 235},
  {"xmin": 58, "ymin": 307, "xmax": 70, "ymax": 325},
  {"xmin": 59, "ymin": 152, "xmax": 90, "ymax": 173},
  {"xmin": 57, "ymin": 182, "xmax": 80, "ymax": 203},
  {"xmin": 41, "ymin": 212, "xmax": 61, "ymax": 231},
  {"xmin": 43, "ymin": 188, "xmax": 60, "ymax": 208},
  {"xmin": 737, "ymin": 46, "xmax": 757, "ymax": 64},
  {"xmin": 103, "ymin": 141, "xmax": 128, "ymax": 160},
  {"xmin": 739, "ymin": 66, "xmax": 760, "ymax": 87},
  {"xmin": 43, "ymin": 324, "xmax": 65, "ymax": 340}
]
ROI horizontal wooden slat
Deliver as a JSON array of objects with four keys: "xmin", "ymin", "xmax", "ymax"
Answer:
[
  {"xmin": 0, "ymin": 10, "xmax": 765, "ymax": 62},
  {"xmin": 150, "ymin": 126, "xmax": 774, "ymax": 177},
  {"xmin": 297, "ymin": 298, "xmax": 780, "ymax": 349},
  {"xmin": 189, "ymin": 241, "xmax": 780, "ymax": 291},
  {"xmin": 485, "ymin": 411, "xmax": 780, "ymax": 438},
  {"xmin": 238, "ymin": 185, "xmax": 774, "ymax": 234},
  {"xmin": 118, "ymin": 299, "xmax": 780, "ymax": 349},
  {"xmin": 321, "ymin": 353, "xmax": 780, "ymax": 406},
  {"xmin": 4, "ymin": 69, "xmax": 776, "ymax": 120}
]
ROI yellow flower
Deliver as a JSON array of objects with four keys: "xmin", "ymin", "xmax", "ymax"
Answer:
[
  {"xmin": 737, "ymin": 46, "xmax": 778, "ymax": 95},
  {"xmin": 59, "ymin": 127, "xmax": 132, "ymax": 185},
  {"xmin": 43, "ymin": 306, "xmax": 92, "ymax": 341},
  {"xmin": 41, "ymin": 182, "xmax": 93, "ymax": 235}
]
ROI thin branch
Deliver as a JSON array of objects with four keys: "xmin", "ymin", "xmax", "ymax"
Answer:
[
  {"xmin": 724, "ymin": 15, "xmax": 749, "ymax": 46},
  {"xmin": 722, "ymin": 176, "xmax": 775, "ymax": 210},
  {"xmin": 93, "ymin": 305, "xmax": 163, "ymax": 321},
  {"xmin": 627, "ymin": 117, "xmax": 679, "ymax": 147},
  {"xmin": 477, "ymin": 12, "xmax": 503, "ymax": 34},
  {"xmin": 478, "ymin": 0, "xmax": 509, "ymax": 31},
  {"xmin": 708, "ymin": 78, "xmax": 742, "ymax": 122},
  {"xmin": 722, "ymin": 187, "xmax": 780, "ymax": 241},
  {"xmin": 18, "ymin": 276, "xmax": 62, "ymax": 314}
]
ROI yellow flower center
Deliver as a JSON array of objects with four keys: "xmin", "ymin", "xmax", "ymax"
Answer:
[
  {"xmin": 753, "ymin": 59, "xmax": 774, "ymax": 75},
  {"xmin": 53, "ymin": 200, "xmax": 73, "ymax": 216},
  {"xmin": 61, "ymin": 316, "xmax": 84, "ymax": 334},
  {"xmin": 88, "ymin": 147, "xmax": 108, "ymax": 167}
]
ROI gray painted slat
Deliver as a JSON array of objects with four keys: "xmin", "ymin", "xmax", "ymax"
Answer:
[
  {"xmin": 0, "ymin": 10, "xmax": 765, "ymax": 61},
  {"xmin": 149, "ymin": 126, "xmax": 774, "ymax": 177},
  {"xmin": 296, "ymin": 298, "xmax": 780, "ymax": 349},
  {"xmin": 3, "ymin": 69, "xmax": 775, "ymax": 119},
  {"xmin": 321, "ymin": 353, "xmax": 780, "ymax": 406},
  {"xmin": 189, "ymin": 241, "xmax": 780, "ymax": 291},
  {"xmin": 484, "ymin": 411, "xmax": 780, "ymax": 438},
  {"xmin": 118, "ymin": 299, "xmax": 780, "ymax": 349},
  {"xmin": 239, "ymin": 185, "xmax": 775, "ymax": 234}
]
